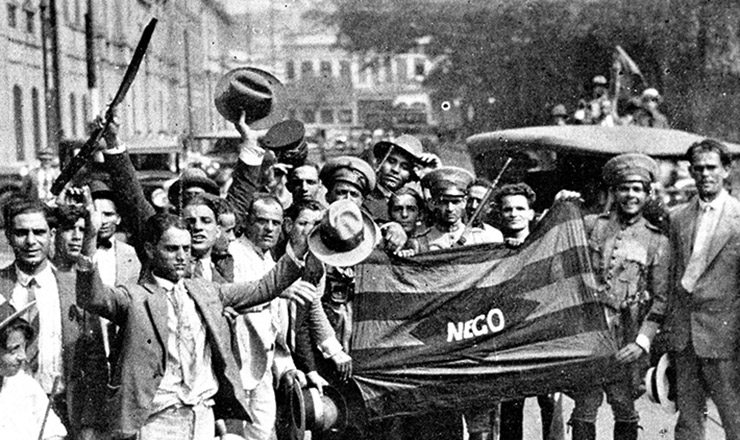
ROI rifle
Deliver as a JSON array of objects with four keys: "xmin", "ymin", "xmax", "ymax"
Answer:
[
  {"xmin": 51, "ymin": 18, "xmax": 158, "ymax": 195},
  {"xmin": 456, "ymin": 157, "xmax": 511, "ymax": 247},
  {"xmin": 465, "ymin": 157, "xmax": 512, "ymax": 230}
]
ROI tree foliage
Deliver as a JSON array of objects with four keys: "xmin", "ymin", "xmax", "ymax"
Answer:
[{"xmin": 319, "ymin": 0, "xmax": 740, "ymax": 140}]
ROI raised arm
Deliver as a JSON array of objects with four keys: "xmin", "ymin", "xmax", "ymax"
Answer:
[
  {"xmin": 101, "ymin": 117, "xmax": 156, "ymax": 263},
  {"xmin": 226, "ymin": 113, "xmax": 269, "ymax": 221}
]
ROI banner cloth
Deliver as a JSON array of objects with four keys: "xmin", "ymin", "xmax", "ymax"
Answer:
[{"xmin": 351, "ymin": 201, "xmax": 619, "ymax": 420}]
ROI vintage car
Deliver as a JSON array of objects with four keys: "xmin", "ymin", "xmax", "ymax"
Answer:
[{"xmin": 466, "ymin": 125, "xmax": 740, "ymax": 214}]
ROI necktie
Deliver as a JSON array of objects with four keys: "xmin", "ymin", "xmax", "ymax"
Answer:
[
  {"xmin": 168, "ymin": 282, "xmax": 197, "ymax": 389},
  {"xmin": 25, "ymin": 278, "xmax": 40, "ymax": 373},
  {"xmin": 193, "ymin": 259, "xmax": 204, "ymax": 279},
  {"xmin": 681, "ymin": 205, "xmax": 714, "ymax": 292}
]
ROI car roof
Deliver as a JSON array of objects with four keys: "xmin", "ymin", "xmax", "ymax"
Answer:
[{"xmin": 467, "ymin": 125, "xmax": 740, "ymax": 159}]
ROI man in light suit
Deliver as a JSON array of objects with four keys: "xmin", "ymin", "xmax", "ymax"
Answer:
[
  {"xmin": 666, "ymin": 139, "xmax": 740, "ymax": 440},
  {"xmin": 0, "ymin": 198, "xmax": 108, "ymax": 439},
  {"xmin": 74, "ymin": 206, "xmax": 319, "ymax": 440},
  {"xmin": 87, "ymin": 180, "xmax": 140, "ymax": 286}
]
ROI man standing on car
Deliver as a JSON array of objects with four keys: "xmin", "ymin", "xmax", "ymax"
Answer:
[
  {"xmin": 561, "ymin": 153, "xmax": 669, "ymax": 440},
  {"xmin": 664, "ymin": 139, "xmax": 740, "ymax": 440}
]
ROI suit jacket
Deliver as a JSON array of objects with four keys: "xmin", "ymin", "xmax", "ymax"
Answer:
[
  {"xmin": 114, "ymin": 239, "xmax": 141, "ymax": 285},
  {"xmin": 0, "ymin": 263, "xmax": 108, "ymax": 434},
  {"xmin": 665, "ymin": 194, "xmax": 740, "ymax": 358},
  {"xmin": 75, "ymin": 254, "xmax": 302, "ymax": 438}
]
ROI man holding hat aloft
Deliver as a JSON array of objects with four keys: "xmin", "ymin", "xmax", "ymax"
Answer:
[
  {"xmin": 364, "ymin": 134, "xmax": 439, "ymax": 222},
  {"xmin": 560, "ymin": 153, "xmax": 669, "ymax": 440}
]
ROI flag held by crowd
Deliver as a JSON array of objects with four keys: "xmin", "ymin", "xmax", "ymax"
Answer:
[{"xmin": 351, "ymin": 200, "xmax": 619, "ymax": 420}]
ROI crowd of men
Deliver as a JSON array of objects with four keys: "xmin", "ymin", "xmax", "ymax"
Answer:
[
  {"xmin": 551, "ymin": 75, "xmax": 670, "ymax": 129},
  {"xmin": 0, "ymin": 64, "xmax": 739, "ymax": 440}
]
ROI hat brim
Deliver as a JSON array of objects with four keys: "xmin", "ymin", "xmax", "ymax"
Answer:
[
  {"xmin": 167, "ymin": 175, "xmax": 220, "ymax": 203},
  {"xmin": 308, "ymin": 210, "xmax": 377, "ymax": 267},
  {"xmin": 655, "ymin": 353, "xmax": 676, "ymax": 413},
  {"xmin": 374, "ymin": 141, "xmax": 423, "ymax": 164},
  {"xmin": 0, "ymin": 300, "xmax": 36, "ymax": 332},
  {"xmin": 215, "ymin": 67, "xmax": 287, "ymax": 130}
]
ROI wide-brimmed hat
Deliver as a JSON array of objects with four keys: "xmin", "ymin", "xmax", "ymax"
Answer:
[
  {"xmin": 0, "ymin": 300, "xmax": 36, "ymax": 333},
  {"xmin": 167, "ymin": 167, "xmax": 220, "ymax": 206},
  {"xmin": 373, "ymin": 134, "xmax": 425, "ymax": 165},
  {"xmin": 308, "ymin": 199, "xmax": 377, "ymax": 267},
  {"xmin": 319, "ymin": 156, "xmax": 376, "ymax": 196},
  {"xmin": 278, "ymin": 374, "xmax": 348, "ymax": 440},
  {"xmin": 214, "ymin": 67, "xmax": 286, "ymax": 130},
  {"xmin": 644, "ymin": 353, "xmax": 676, "ymax": 413}
]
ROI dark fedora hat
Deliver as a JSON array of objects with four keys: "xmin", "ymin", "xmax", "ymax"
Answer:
[
  {"xmin": 167, "ymin": 167, "xmax": 220, "ymax": 206},
  {"xmin": 309, "ymin": 199, "xmax": 377, "ymax": 267},
  {"xmin": 214, "ymin": 67, "xmax": 287, "ymax": 130}
]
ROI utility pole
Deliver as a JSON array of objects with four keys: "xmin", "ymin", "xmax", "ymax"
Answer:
[
  {"xmin": 40, "ymin": 0, "xmax": 64, "ymax": 162},
  {"xmin": 85, "ymin": 0, "xmax": 100, "ymax": 120},
  {"xmin": 184, "ymin": 29, "xmax": 195, "ymax": 153}
]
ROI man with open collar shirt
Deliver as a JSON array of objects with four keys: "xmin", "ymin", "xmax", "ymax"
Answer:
[
  {"xmin": 663, "ymin": 139, "xmax": 740, "ymax": 440},
  {"xmin": 73, "ymin": 189, "xmax": 321, "ymax": 440}
]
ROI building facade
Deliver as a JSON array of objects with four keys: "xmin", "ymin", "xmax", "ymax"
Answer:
[{"xmin": 0, "ymin": 0, "xmax": 240, "ymax": 175}]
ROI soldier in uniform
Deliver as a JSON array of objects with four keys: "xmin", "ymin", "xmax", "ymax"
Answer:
[
  {"xmin": 418, "ymin": 166, "xmax": 501, "ymax": 250},
  {"xmin": 364, "ymin": 134, "xmax": 439, "ymax": 223},
  {"xmin": 562, "ymin": 153, "xmax": 669, "ymax": 440}
]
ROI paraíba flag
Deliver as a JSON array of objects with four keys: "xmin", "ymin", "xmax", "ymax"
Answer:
[{"xmin": 351, "ymin": 200, "xmax": 619, "ymax": 420}]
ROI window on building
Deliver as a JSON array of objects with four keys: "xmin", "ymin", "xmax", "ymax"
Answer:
[
  {"xmin": 301, "ymin": 61, "xmax": 313, "ymax": 78},
  {"xmin": 384, "ymin": 58, "xmax": 393, "ymax": 83},
  {"xmin": 320, "ymin": 109, "xmax": 334, "ymax": 124},
  {"xmin": 13, "ymin": 85, "xmax": 25, "ymax": 161},
  {"xmin": 320, "ymin": 61, "xmax": 332, "ymax": 78},
  {"xmin": 301, "ymin": 109, "xmax": 316, "ymax": 124},
  {"xmin": 338, "ymin": 109, "xmax": 353, "ymax": 124},
  {"xmin": 397, "ymin": 57, "xmax": 407, "ymax": 82},
  {"xmin": 286, "ymin": 61, "xmax": 295, "ymax": 80},
  {"xmin": 74, "ymin": 0, "xmax": 81, "ymax": 26},
  {"xmin": 340, "ymin": 61, "xmax": 351, "ymax": 82},
  {"xmin": 24, "ymin": 9, "xmax": 33, "ymax": 33},
  {"xmin": 414, "ymin": 58, "xmax": 426, "ymax": 77},
  {"xmin": 370, "ymin": 62, "xmax": 378, "ymax": 84},
  {"xmin": 32, "ymin": 87, "xmax": 41, "ymax": 151},
  {"xmin": 70, "ymin": 93, "xmax": 78, "ymax": 137},
  {"xmin": 7, "ymin": 4, "xmax": 17, "ymax": 28},
  {"xmin": 359, "ymin": 65, "xmax": 368, "ymax": 84}
]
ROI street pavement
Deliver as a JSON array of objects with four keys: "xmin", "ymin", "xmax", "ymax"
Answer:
[{"xmin": 0, "ymin": 234, "xmax": 726, "ymax": 439}]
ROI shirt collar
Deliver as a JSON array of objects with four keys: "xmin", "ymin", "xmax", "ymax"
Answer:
[
  {"xmin": 15, "ymin": 261, "xmax": 54, "ymax": 288},
  {"xmin": 699, "ymin": 189, "xmax": 728, "ymax": 212},
  {"xmin": 238, "ymin": 236, "xmax": 270, "ymax": 260},
  {"xmin": 152, "ymin": 274, "xmax": 183, "ymax": 291}
]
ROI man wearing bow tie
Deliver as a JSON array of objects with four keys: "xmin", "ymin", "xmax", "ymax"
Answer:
[{"xmin": 87, "ymin": 180, "xmax": 140, "ymax": 287}]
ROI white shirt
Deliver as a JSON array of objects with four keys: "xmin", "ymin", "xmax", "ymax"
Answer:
[
  {"xmin": 94, "ymin": 240, "xmax": 117, "ymax": 287},
  {"xmin": 150, "ymin": 275, "xmax": 218, "ymax": 412},
  {"xmin": 11, "ymin": 263, "xmax": 63, "ymax": 393},
  {"xmin": 0, "ymin": 370, "xmax": 67, "ymax": 440}
]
